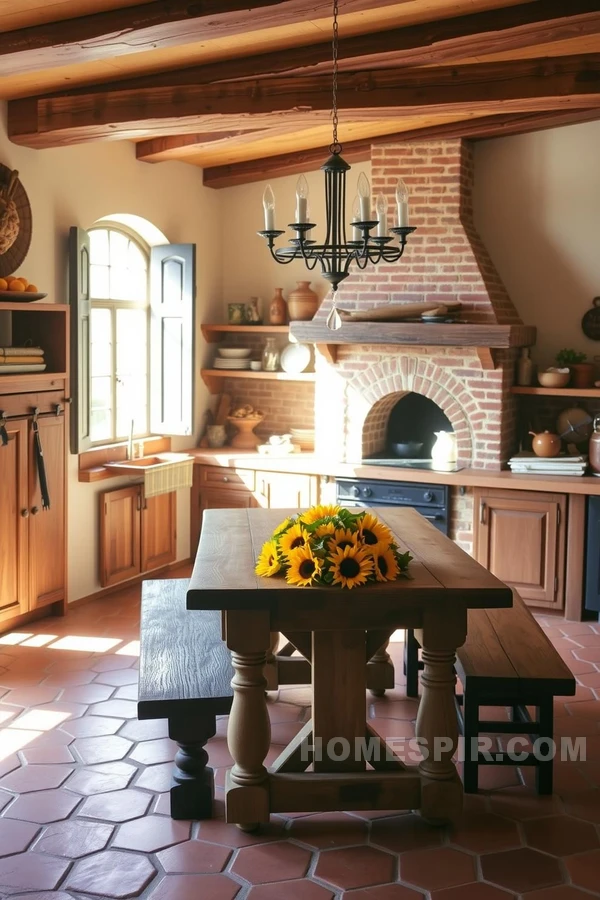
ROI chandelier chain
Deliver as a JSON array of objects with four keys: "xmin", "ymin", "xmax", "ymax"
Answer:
[{"xmin": 330, "ymin": 0, "xmax": 340, "ymax": 153}]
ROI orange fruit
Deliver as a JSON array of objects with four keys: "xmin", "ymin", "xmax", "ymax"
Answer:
[
  {"xmin": 7, "ymin": 279, "xmax": 25, "ymax": 292},
  {"xmin": 15, "ymin": 276, "xmax": 28, "ymax": 287},
  {"xmin": 25, "ymin": 284, "xmax": 38, "ymax": 293},
  {"xmin": 0, "ymin": 277, "xmax": 7, "ymax": 291}
]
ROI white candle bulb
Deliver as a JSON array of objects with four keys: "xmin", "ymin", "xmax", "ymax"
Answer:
[
  {"xmin": 357, "ymin": 172, "xmax": 371, "ymax": 222},
  {"xmin": 295, "ymin": 174, "xmax": 309, "ymax": 224},
  {"xmin": 263, "ymin": 184, "xmax": 276, "ymax": 231},
  {"xmin": 395, "ymin": 178, "xmax": 409, "ymax": 227},
  {"xmin": 351, "ymin": 195, "xmax": 361, "ymax": 241},
  {"xmin": 376, "ymin": 193, "xmax": 388, "ymax": 237}
]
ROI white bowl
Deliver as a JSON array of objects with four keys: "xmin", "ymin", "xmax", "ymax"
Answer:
[
  {"xmin": 218, "ymin": 347, "xmax": 252, "ymax": 359},
  {"xmin": 537, "ymin": 368, "xmax": 570, "ymax": 388}
]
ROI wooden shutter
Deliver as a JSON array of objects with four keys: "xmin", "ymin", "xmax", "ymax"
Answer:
[
  {"xmin": 150, "ymin": 244, "xmax": 195, "ymax": 436},
  {"xmin": 68, "ymin": 226, "xmax": 91, "ymax": 454}
]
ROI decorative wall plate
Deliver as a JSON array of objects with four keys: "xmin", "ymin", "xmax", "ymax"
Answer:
[
  {"xmin": 0, "ymin": 165, "xmax": 32, "ymax": 278},
  {"xmin": 280, "ymin": 342, "xmax": 311, "ymax": 373},
  {"xmin": 582, "ymin": 298, "xmax": 600, "ymax": 340}
]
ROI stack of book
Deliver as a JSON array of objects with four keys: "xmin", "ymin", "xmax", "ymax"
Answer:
[
  {"xmin": 0, "ymin": 346, "xmax": 46, "ymax": 374},
  {"xmin": 508, "ymin": 452, "xmax": 588, "ymax": 476}
]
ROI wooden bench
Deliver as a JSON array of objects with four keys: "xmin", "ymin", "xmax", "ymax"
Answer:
[
  {"xmin": 406, "ymin": 590, "xmax": 576, "ymax": 795},
  {"xmin": 138, "ymin": 578, "xmax": 234, "ymax": 819}
]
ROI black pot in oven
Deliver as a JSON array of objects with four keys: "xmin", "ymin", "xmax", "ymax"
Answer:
[{"xmin": 390, "ymin": 441, "xmax": 424, "ymax": 458}]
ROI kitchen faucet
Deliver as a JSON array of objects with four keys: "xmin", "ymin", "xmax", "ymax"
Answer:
[{"xmin": 127, "ymin": 419, "xmax": 134, "ymax": 460}]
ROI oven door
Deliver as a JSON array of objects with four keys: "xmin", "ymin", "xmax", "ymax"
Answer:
[{"xmin": 338, "ymin": 498, "xmax": 448, "ymax": 535}]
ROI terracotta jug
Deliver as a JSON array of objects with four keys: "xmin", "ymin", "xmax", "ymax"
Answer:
[
  {"xmin": 268, "ymin": 287, "xmax": 287, "ymax": 325},
  {"xmin": 287, "ymin": 281, "xmax": 318, "ymax": 321},
  {"xmin": 590, "ymin": 416, "xmax": 600, "ymax": 474},
  {"xmin": 529, "ymin": 430, "xmax": 561, "ymax": 458}
]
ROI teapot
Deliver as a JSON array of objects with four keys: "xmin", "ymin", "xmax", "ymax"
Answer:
[
  {"xmin": 431, "ymin": 431, "xmax": 457, "ymax": 469},
  {"xmin": 529, "ymin": 429, "xmax": 561, "ymax": 458}
]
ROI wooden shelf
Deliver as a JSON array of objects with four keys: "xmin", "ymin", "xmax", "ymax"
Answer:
[
  {"xmin": 201, "ymin": 368, "xmax": 316, "ymax": 394},
  {"xmin": 512, "ymin": 387, "xmax": 600, "ymax": 398},
  {"xmin": 202, "ymin": 324, "xmax": 289, "ymax": 343},
  {"xmin": 290, "ymin": 321, "xmax": 536, "ymax": 350}
]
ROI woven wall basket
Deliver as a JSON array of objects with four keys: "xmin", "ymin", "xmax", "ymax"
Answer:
[{"xmin": 0, "ymin": 163, "xmax": 32, "ymax": 278}]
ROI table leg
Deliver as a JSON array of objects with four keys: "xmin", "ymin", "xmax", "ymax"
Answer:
[
  {"xmin": 415, "ymin": 609, "xmax": 466, "ymax": 825},
  {"xmin": 225, "ymin": 609, "xmax": 271, "ymax": 830}
]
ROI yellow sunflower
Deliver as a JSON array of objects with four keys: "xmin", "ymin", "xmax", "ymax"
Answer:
[
  {"xmin": 286, "ymin": 545, "xmax": 322, "ymax": 587},
  {"xmin": 273, "ymin": 516, "xmax": 293, "ymax": 535},
  {"xmin": 314, "ymin": 521, "xmax": 336, "ymax": 539},
  {"xmin": 279, "ymin": 523, "xmax": 310, "ymax": 557},
  {"xmin": 299, "ymin": 504, "xmax": 342, "ymax": 525},
  {"xmin": 255, "ymin": 540, "xmax": 281, "ymax": 577},
  {"xmin": 371, "ymin": 547, "xmax": 400, "ymax": 582},
  {"xmin": 359, "ymin": 512, "xmax": 393, "ymax": 548},
  {"xmin": 329, "ymin": 544, "xmax": 374, "ymax": 590},
  {"xmin": 327, "ymin": 527, "xmax": 358, "ymax": 554}
]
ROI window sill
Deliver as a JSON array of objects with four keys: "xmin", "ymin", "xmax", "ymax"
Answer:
[{"xmin": 78, "ymin": 435, "xmax": 172, "ymax": 483}]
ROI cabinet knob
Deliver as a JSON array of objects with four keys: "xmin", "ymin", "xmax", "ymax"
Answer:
[
  {"xmin": 21, "ymin": 508, "xmax": 29, "ymax": 518},
  {"xmin": 223, "ymin": 476, "xmax": 229, "ymax": 482},
  {"xmin": 31, "ymin": 506, "xmax": 40, "ymax": 516}
]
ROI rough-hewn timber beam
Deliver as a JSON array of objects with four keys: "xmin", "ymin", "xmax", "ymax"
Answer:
[
  {"xmin": 202, "ymin": 108, "xmax": 600, "ymax": 188},
  {"xmin": 136, "ymin": 126, "xmax": 296, "ymax": 162},
  {"xmin": 8, "ymin": 55, "xmax": 600, "ymax": 148}
]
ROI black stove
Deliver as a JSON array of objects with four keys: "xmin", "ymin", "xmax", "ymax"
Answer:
[{"xmin": 336, "ymin": 477, "xmax": 450, "ymax": 535}]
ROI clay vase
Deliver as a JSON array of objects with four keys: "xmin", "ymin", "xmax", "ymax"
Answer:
[
  {"xmin": 268, "ymin": 288, "xmax": 287, "ymax": 325},
  {"xmin": 287, "ymin": 280, "xmax": 319, "ymax": 321},
  {"xmin": 570, "ymin": 363, "xmax": 595, "ymax": 389},
  {"xmin": 227, "ymin": 416, "xmax": 263, "ymax": 450},
  {"xmin": 529, "ymin": 430, "xmax": 561, "ymax": 458}
]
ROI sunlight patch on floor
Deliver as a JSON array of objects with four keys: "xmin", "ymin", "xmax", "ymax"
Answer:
[
  {"xmin": 9, "ymin": 709, "xmax": 71, "ymax": 731},
  {"xmin": 0, "ymin": 728, "xmax": 41, "ymax": 761},
  {"xmin": 116, "ymin": 640, "xmax": 140, "ymax": 657},
  {"xmin": 48, "ymin": 636, "xmax": 123, "ymax": 653},
  {"xmin": 0, "ymin": 633, "xmax": 34, "ymax": 645},
  {"xmin": 21, "ymin": 634, "xmax": 58, "ymax": 648}
]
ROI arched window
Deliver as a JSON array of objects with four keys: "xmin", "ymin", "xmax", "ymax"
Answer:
[{"xmin": 88, "ymin": 226, "xmax": 149, "ymax": 444}]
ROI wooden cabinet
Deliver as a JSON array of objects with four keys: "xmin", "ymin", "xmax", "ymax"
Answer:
[
  {"xmin": 28, "ymin": 415, "xmax": 66, "ymax": 610},
  {"xmin": 255, "ymin": 470, "xmax": 318, "ymax": 509},
  {"xmin": 0, "ymin": 419, "xmax": 29, "ymax": 622},
  {"xmin": 473, "ymin": 488, "xmax": 566, "ymax": 610},
  {"xmin": 100, "ymin": 485, "xmax": 176, "ymax": 587}
]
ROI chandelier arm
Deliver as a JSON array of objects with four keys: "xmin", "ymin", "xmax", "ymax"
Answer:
[{"xmin": 272, "ymin": 248, "xmax": 301, "ymax": 265}]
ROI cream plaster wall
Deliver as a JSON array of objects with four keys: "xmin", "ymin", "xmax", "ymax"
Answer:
[
  {"xmin": 0, "ymin": 103, "xmax": 222, "ymax": 603},
  {"xmin": 474, "ymin": 120, "xmax": 600, "ymax": 369}
]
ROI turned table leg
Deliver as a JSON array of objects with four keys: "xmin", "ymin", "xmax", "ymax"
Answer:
[
  {"xmin": 415, "ymin": 609, "xmax": 466, "ymax": 825},
  {"xmin": 169, "ymin": 714, "xmax": 216, "ymax": 820},
  {"xmin": 225, "ymin": 609, "xmax": 272, "ymax": 829}
]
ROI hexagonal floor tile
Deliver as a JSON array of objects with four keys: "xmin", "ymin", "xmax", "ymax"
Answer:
[
  {"xmin": 481, "ymin": 848, "xmax": 564, "ymax": 893},
  {"xmin": 72, "ymin": 734, "xmax": 132, "ymax": 765},
  {"xmin": 232, "ymin": 841, "xmax": 312, "ymax": 884},
  {"xmin": 344, "ymin": 888, "xmax": 424, "ymax": 900},
  {"xmin": 66, "ymin": 761, "xmax": 137, "ymax": 795},
  {"xmin": 134, "ymin": 761, "xmax": 173, "ymax": 792},
  {"xmin": 61, "ymin": 716, "xmax": 124, "ymax": 738},
  {"xmin": 59, "ymin": 683, "xmax": 116, "ymax": 704},
  {"xmin": 93, "ymin": 669, "xmax": 139, "ymax": 687},
  {"xmin": 33, "ymin": 820, "xmax": 113, "ymax": 857},
  {"xmin": 89, "ymin": 699, "xmax": 138, "ymax": 718},
  {"xmin": 370, "ymin": 814, "xmax": 444, "ymax": 854},
  {"xmin": 2, "ymin": 686, "xmax": 61, "ymax": 706},
  {"xmin": 0, "ymin": 819, "xmax": 40, "ymax": 857},
  {"xmin": 566, "ymin": 849, "xmax": 600, "ymax": 893},
  {"xmin": 315, "ymin": 846, "xmax": 396, "ymax": 891},
  {"xmin": 112, "ymin": 814, "xmax": 189, "ymax": 852},
  {"xmin": 66, "ymin": 849, "xmax": 156, "ymax": 898},
  {"xmin": 430, "ymin": 885, "xmax": 513, "ymax": 900},
  {"xmin": 563, "ymin": 789, "xmax": 600, "ymax": 824},
  {"xmin": 197, "ymin": 817, "xmax": 286, "ymax": 849},
  {"xmin": 20, "ymin": 745, "xmax": 75, "ymax": 765},
  {"xmin": 13, "ymin": 893, "xmax": 74, "ymax": 900},
  {"xmin": 119, "ymin": 718, "xmax": 169, "ymax": 741},
  {"xmin": 449, "ymin": 812, "xmax": 521, "ymax": 854},
  {"xmin": 4, "ymin": 788, "xmax": 81, "ymax": 823},
  {"xmin": 0, "ymin": 852, "xmax": 70, "ymax": 892},
  {"xmin": 248, "ymin": 881, "xmax": 335, "ymax": 899},
  {"xmin": 128, "ymin": 737, "xmax": 177, "ymax": 765},
  {"xmin": 399, "ymin": 848, "xmax": 475, "ymax": 892},
  {"xmin": 157, "ymin": 840, "xmax": 232, "ymax": 874},
  {"xmin": 523, "ymin": 815, "xmax": 600, "ymax": 857},
  {"xmin": 0, "ymin": 763, "xmax": 73, "ymax": 793},
  {"xmin": 77, "ymin": 788, "xmax": 152, "ymax": 822},
  {"xmin": 524, "ymin": 888, "xmax": 599, "ymax": 900},
  {"xmin": 147, "ymin": 874, "xmax": 240, "ymax": 899},
  {"xmin": 288, "ymin": 812, "xmax": 368, "ymax": 849}
]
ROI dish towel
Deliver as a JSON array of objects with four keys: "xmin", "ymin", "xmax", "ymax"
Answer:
[{"xmin": 32, "ymin": 418, "xmax": 51, "ymax": 509}]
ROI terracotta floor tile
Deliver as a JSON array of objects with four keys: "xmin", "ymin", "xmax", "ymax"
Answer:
[
  {"xmin": 65, "ymin": 760, "xmax": 137, "ymax": 794},
  {"xmin": 481, "ymin": 847, "xmax": 564, "ymax": 893},
  {"xmin": 565, "ymin": 848, "xmax": 600, "ymax": 893},
  {"xmin": 4, "ymin": 788, "xmax": 81, "ymax": 823},
  {"xmin": 370, "ymin": 814, "xmax": 444, "ymax": 853},
  {"xmin": 72, "ymin": 734, "xmax": 132, "ymax": 765},
  {"xmin": 59, "ymin": 683, "xmax": 115, "ymax": 704},
  {"xmin": 399, "ymin": 847, "xmax": 475, "ymax": 892},
  {"xmin": 449, "ymin": 811, "xmax": 521, "ymax": 854},
  {"xmin": 20, "ymin": 744, "xmax": 75, "ymax": 765},
  {"xmin": 77, "ymin": 787, "xmax": 151, "ymax": 822},
  {"xmin": 61, "ymin": 715, "xmax": 124, "ymax": 737},
  {"xmin": 430, "ymin": 884, "xmax": 516, "ymax": 900},
  {"xmin": 523, "ymin": 887, "xmax": 600, "ymax": 899},
  {"xmin": 289, "ymin": 812, "xmax": 368, "ymax": 848},
  {"xmin": 12, "ymin": 893, "xmax": 74, "ymax": 900},
  {"xmin": 134, "ymin": 760, "xmax": 173, "ymax": 791},
  {"xmin": 563, "ymin": 789, "xmax": 600, "ymax": 823},
  {"xmin": 146, "ymin": 874, "xmax": 240, "ymax": 899},
  {"xmin": 112, "ymin": 813, "xmax": 189, "ymax": 852},
  {"xmin": 247, "ymin": 880, "xmax": 335, "ymax": 899},
  {"xmin": 93, "ymin": 669, "xmax": 139, "ymax": 687},
  {"xmin": 90, "ymin": 657, "xmax": 137, "ymax": 673},
  {"xmin": 369, "ymin": 699, "xmax": 420, "ymax": 720},
  {"xmin": 523, "ymin": 814, "xmax": 600, "ymax": 856},
  {"xmin": 232, "ymin": 841, "xmax": 312, "ymax": 884},
  {"xmin": 42, "ymin": 669, "xmax": 97, "ymax": 686},
  {"xmin": 0, "ymin": 789, "xmax": 13, "ymax": 813},
  {"xmin": 488, "ymin": 787, "xmax": 563, "ymax": 820},
  {"xmin": 0, "ymin": 851, "xmax": 70, "ymax": 892},
  {"xmin": 33, "ymin": 820, "xmax": 113, "ymax": 857},
  {"xmin": 0, "ymin": 763, "xmax": 73, "ymax": 793},
  {"xmin": 65, "ymin": 849, "xmax": 156, "ymax": 898},
  {"xmin": 344, "ymin": 887, "xmax": 424, "ymax": 899},
  {"xmin": 114, "ymin": 682, "xmax": 138, "ymax": 700},
  {"xmin": 0, "ymin": 819, "xmax": 40, "ymax": 856},
  {"xmin": 89, "ymin": 698, "xmax": 138, "ymax": 718},
  {"xmin": 157, "ymin": 839, "xmax": 232, "ymax": 873},
  {"xmin": 128, "ymin": 736, "xmax": 177, "ymax": 765},
  {"xmin": 2, "ymin": 686, "xmax": 62, "ymax": 706},
  {"xmin": 119, "ymin": 717, "xmax": 169, "ymax": 741},
  {"xmin": 197, "ymin": 817, "xmax": 287, "ymax": 848},
  {"xmin": 315, "ymin": 845, "xmax": 396, "ymax": 890}
]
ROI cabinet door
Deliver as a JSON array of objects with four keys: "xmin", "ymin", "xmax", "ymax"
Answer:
[
  {"xmin": 28, "ymin": 415, "xmax": 66, "ymax": 610},
  {"xmin": 200, "ymin": 487, "xmax": 256, "ymax": 519},
  {"xmin": 0, "ymin": 419, "xmax": 29, "ymax": 622},
  {"xmin": 192, "ymin": 467, "xmax": 256, "ymax": 553},
  {"xmin": 474, "ymin": 488, "xmax": 566, "ymax": 610},
  {"xmin": 142, "ymin": 491, "xmax": 177, "ymax": 573},
  {"xmin": 100, "ymin": 485, "xmax": 141, "ymax": 587},
  {"xmin": 255, "ymin": 471, "xmax": 319, "ymax": 509}
]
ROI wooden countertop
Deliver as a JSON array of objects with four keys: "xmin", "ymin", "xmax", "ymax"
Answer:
[{"xmin": 188, "ymin": 449, "xmax": 600, "ymax": 496}]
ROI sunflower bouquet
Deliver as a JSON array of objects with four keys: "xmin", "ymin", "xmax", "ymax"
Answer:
[{"xmin": 255, "ymin": 504, "xmax": 412, "ymax": 590}]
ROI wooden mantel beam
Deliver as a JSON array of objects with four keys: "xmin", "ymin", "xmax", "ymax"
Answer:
[
  {"xmin": 201, "ymin": 107, "xmax": 600, "ymax": 188},
  {"xmin": 9, "ymin": 55, "xmax": 600, "ymax": 148}
]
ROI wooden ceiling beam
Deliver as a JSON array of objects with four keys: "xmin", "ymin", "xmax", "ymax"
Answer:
[
  {"xmin": 202, "ymin": 107, "xmax": 600, "ymax": 188},
  {"xmin": 136, "ymin": 126, "xmax": 295, "ymax": 162},
  {"xmin": 9, "ymin": 54, "xmax": 600, "ymax": 148}
]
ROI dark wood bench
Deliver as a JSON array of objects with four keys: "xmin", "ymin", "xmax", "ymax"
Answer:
[
  {"xmin": 405, "ymin": 590, "xmax": 576, "ymax": 794},
  {"xmin": 138, "ymin": 578, "xmax": 233, "ymax": 819}
]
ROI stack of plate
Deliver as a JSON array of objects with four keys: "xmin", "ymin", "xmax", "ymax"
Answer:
[
  {"xmin": 290, "ymin": 427, "xmax": 315, "ymax": 451},
  {"xmin": 214, "ymin": 347, "xmax": 252, "ymax": 370}
]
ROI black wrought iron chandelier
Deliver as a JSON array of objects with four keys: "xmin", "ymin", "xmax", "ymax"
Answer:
[{"xmin": 257, "ymin": 0, "xmax": 416, "ymax": 329}]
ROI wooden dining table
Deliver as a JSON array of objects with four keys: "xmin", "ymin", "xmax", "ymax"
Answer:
[{"xmin": 187, "ymin": 506, "xmax": 512, "ymax": 829}]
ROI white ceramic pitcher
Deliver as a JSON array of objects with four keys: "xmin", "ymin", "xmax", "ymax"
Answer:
[{"xmin": 431, "ymin": 431, "xmax": 457, "ymax": 468}]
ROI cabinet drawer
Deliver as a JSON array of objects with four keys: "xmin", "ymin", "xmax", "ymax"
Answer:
[{"xmin": 199, "ymin": 466, "xmax": 255, "ymax": 492}]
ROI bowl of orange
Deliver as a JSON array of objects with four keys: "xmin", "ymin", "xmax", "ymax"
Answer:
[{"xmin": 0, "ymin": 275, "xmax": 46, "ymax": 301}]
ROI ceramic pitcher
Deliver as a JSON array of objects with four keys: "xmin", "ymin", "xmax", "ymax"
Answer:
[{"xmin": 431, "ymin": 431, "xmax": 457, "ymax": 466}]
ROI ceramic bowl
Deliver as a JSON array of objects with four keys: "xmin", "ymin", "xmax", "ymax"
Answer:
[
  {"xmin": 537, "ymin": 368, "xmax": 570, "ymax": 388},
  {"xmin": 218, "ymin": 347, "xmax": 252, "ymax": 359}
]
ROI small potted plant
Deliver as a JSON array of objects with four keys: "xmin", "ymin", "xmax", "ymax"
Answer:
[{"xmin": 555, "ymin": 348, "xmax": 595, "ymax": 389}]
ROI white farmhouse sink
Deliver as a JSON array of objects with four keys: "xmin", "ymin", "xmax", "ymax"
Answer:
[{"xmin": 106, "ymin": 452, "xmax": 194, "ymax": 496}]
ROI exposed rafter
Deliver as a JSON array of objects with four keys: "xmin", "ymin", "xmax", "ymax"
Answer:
[{"xmin": 9, "ymin": 55, "xmax": 600, "ymax": 148}]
